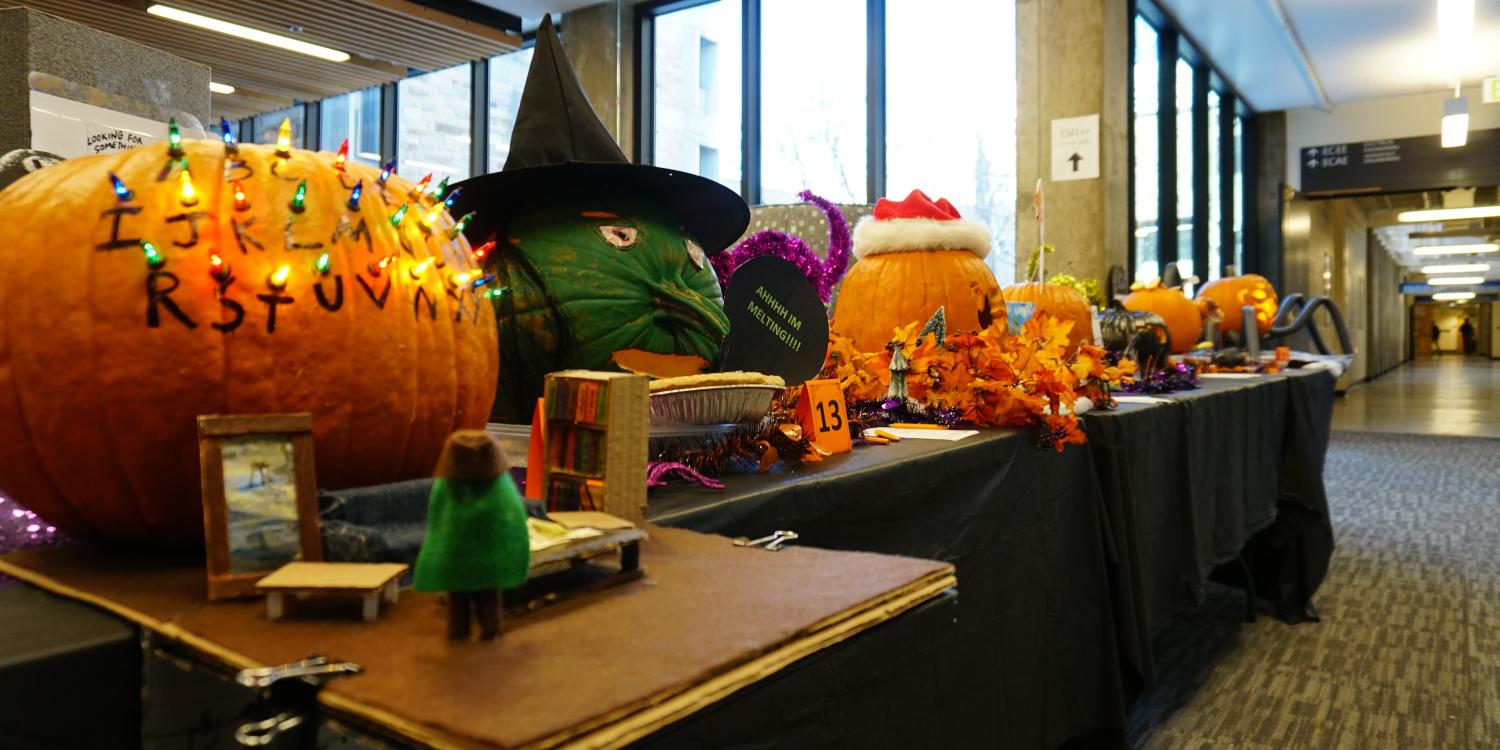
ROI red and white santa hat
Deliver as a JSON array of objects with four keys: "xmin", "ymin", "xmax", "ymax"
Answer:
[{"xmin": 851, "ymin": 189, "xmax": 991, "ymax": 260}]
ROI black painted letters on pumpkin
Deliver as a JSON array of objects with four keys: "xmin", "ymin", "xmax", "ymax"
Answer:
[
  {"xmin": 284, "ymin": 215, "xmax": 325, "ymax": 251},
  {"xmin": 146, "ymin": 271, "xmax": 197, "ymax": 329},
  {"xmin": 224, "ymin": 160, "xmax": 253, "ymax": 182},
  {"xmin": 213, "ymin": 277, "xmax": 245, "ymax": 334},
  {"xmin": 96, "ymin": 206, "xmax": 143, "ymax": 250},
  {"xmin": 167, "ymin": 211, "xmax": 214, "ymax": 248},
  {"xmin": 355, "ymin": 275, "xmax": 391, "ymax": 309},
  {"xmin": 315, "ymin": 276, "xmax": 344, "ymax": 311},
  {"xmin": 232, "ymin": 217, "xmax": 264, "ymax": 254},
  {"xmin": 413, "ymin": 285, "xmax": 437, "ymax": 320},
  {"xmin": 330, "ymin": 215, "xmax": 374, "ymax": 253},
  {"xmin": 257, "ymin": 293, "xmax": 294, "ymax": 333}
]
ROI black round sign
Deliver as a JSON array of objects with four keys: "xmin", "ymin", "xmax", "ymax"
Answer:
[{"xmin": 717, "ymin": 256, "xmax": 829, "ymax": 384}]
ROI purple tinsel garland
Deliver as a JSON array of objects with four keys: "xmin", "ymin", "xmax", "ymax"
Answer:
[
  {"xmin": 1120, "ymin": 362, "xmax": 1200, "ymax": 394},
  {"xmin": 647, "ymin": 461, "xmax": 726, "ymax": 490},
  {"xmin": 712, "ymin": 190, "xmax": 852, "ymax": 303},
  {"xmin": 847, "ymin": 399, "xmax": 966, "ymax": 431}
]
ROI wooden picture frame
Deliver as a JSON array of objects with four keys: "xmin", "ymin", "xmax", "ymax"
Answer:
[{"xmin": 198, "ymin": 413, "xmax": 322, "ymax": 600}]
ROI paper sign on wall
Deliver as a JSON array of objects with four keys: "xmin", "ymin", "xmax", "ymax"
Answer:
[
  {"xmin": 29, "ymin": 91, "xmax": 165, "ymax": 159},
  {"xmin": 1485, "ymin": 77, "xmax": 1500, "ymax": 104},
  {"xmin": 1051, "ymin": 114, "xmax": 1100, "ymax": 182}
]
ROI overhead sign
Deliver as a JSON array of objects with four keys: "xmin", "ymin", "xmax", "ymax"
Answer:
[
  {"xmin": 1051, "ymin": 114, "xmax": 1099, "ymax": 182},
  {"xmin": 1300, "ymin": 128, "xmax": 1500, "ymax": 196},
  {"xmin": 1399, "ymin": 281, "xmax": 1500, "ymax": 295},
  {"xmin": 1485, "ymin": 77, "xmax": 1500, "ymax": 104}
]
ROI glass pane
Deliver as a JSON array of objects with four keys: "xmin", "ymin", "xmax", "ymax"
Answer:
[
  {"xmin": 1132, "ymin": 17, "xmax": 1159, "ymax": 282},
  {"xmin": 488, "ymin": 47, "xmax": 534, "ymax": 171},
  {"xmin": 252, "ymin": 105, "xmax": 305, "ymax": 148},
  {"xmin": 887, "ymin": 0, "xmax": 1017, "ymax": 284},
  {"xmin": 1234, "ymin": 115, "xmax": 1245, "ymax": 273},
  {"xmin": 319, "ymin": 87, "xmax": 382, "ymax": 167},
  {"xmin": 1175, "ymin": 58, "xmax": 1195, "ymax": 280},
  {"xmin": 650, "ymin": 1, "xmax": 742, "ymax": 192},
  {"xmin": 1206, "ymin": 90, "xmax": 1221, "ymax": 281},
  {"xmin": 761, "ymin": 0, "xmax": 866, "ymax": 203},
  {"xmin": 398, "ymin": 64, "xmax": 473, "ymax": 182}
]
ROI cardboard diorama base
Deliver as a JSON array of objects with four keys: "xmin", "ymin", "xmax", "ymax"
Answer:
[{"xmin": 0, "ymin": 526, "xmax": 954, "ymax": 750}]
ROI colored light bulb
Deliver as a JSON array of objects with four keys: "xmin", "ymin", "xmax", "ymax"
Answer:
[
  {"xmin": 369, "ymin": 254, "xmax": 395, "ymax": 276},
  {"xmin": 141, "ymin": 240, "xmax": 164, "ymax": 269},
  {"xmin": 167, "ymin": 119, "xmax": 183, "ymax": 157},
  {"xmin": 472, "ymin": 274, "xmax": 495, "ymax": 289},
  {"xmin": 275, "ymin": 117, "xmax": 292, "ymax": 157},
  {"xmin": 334, "ymin": 139, "xmax": 349, "ymax": 171},
  {"xmin": 289, "ymin": 179, "xmax": 307, "ymax": 213},
  {"xmin": 109, "ymin": 172, "xmax": 134, "ymax": 201},
  {"xmin": 177, "ymin": 169, "xmax": 199, "ymax": 207},
  {"xmin": 409, "ymin": 258, "xmax": 434, "ymax": 280},
  {"xmin": 389, "ymin": 203, "xmax": 408, "ymax": 227},
  {"xmin": 412, "ymin": 173, "xmax": 432, "ymax": 197},
  {"xmin": 444, "ymin": 186, "xmax": 461, "ymax": 209},
  {"xmin": 429, "ymin": 176, "xmax": 449, "ymax": 200},
  {"xmin": 346, "ymin": 180, "xmax": 363, "ymax": 211},
  {"xmin": 219, "ymin": 117, "xmax": 237, "ymax": 153},
  {"xmin": 379, "ymin": 160, "xmax": 395, "ymax": 185},
  {"xmin": 446, "ymin": 211, "xmax": 474, "ymax": 239},
  {"xmin": 208, "ymin": 252, "xmax": 230, "ymax": 281},
  {"xmin": 423, "ymin": 205, "xmax": 445, "ymax": 228},
  {"xmin": 470, "ymin": 240, "xmax": 495, "ymax": 261},
  {"xmin": 448, "ymin": 270, "xmax": 477, "ymax": 287},
  {"xmin": 232, "ymin": 179, "xmax": 249, "ymax": 211},
  {"xmin": 268, "ymin": 264, "xmax": 291, "ymax": 290},
  {"xmin": 314, "ymin": 252, "xmax": 331, "ymax": 276}
]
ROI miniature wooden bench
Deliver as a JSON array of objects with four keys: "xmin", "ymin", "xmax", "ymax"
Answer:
[{"xmin": 255, "ymin": 562, "xmax": 408, "ymax": 622}]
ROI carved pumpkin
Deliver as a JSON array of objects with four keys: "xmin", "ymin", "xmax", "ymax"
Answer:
[
  {"xmin": 831, "ymin": 190, "xmax": 1004, "ymax": 351},
  {"xmin": 1002, "ymin": 282, "xmax": 1096, "ymax": 350},
  {"xmin": 486, "ymin": 199, "xmax": 730, "ymax": 421},
  {"xmin": 1123, "ymin": 283, "xmax": 1202, "ymax": 354},
  {"xmin": 1099, "ymin": 302, "xmax": 1170, "ymax": 352},
  {"xmin": 0, "ymin": 137, "xmax": 498, "ymax": 546},
  {"xmin": 1196, "ymin": 274, "xmax": 1278, "ymax": 337}
]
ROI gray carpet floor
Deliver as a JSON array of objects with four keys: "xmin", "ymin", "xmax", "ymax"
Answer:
[{"xmin": 1126, "ymin": 431, "xmax": 1500, "ymax": 749}]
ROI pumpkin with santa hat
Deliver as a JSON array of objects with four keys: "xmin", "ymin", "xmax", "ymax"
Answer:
[{"xmin": 830, "ymin": 190, "xmax": 1005, "ymax": 351}]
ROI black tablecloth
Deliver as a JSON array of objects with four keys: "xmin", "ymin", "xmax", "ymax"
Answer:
[{"xmin": 649, "ymin": 368, "xmax": 1337, "ymax": 748}]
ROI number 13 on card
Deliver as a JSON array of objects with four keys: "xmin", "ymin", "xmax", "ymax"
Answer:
[{"xmin": 794, "ymin": 379, "xmax": 851, "ymax": 454}]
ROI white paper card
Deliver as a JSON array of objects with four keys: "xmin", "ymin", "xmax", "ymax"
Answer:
[
  {"xmin": 1112, "ymin": 395, "xmax": 1172, "ymax": 404},
  {"xmin": 865, "ymin": 428, "xmax": 980, "ymax": 442},
  {"xmin": 1199, "ymin": 372, "xmax": 1263, "ymax": 379}
]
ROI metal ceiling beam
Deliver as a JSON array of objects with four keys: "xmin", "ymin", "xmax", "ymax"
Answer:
[{"xmin": 1257, "ymin": 0, "xmax": 1333, "ymax": 111}]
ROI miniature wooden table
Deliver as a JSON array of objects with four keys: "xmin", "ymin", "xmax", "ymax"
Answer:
[{"xmin": 255, "ymin": 562, "xmax": 408, "ymax": 622}]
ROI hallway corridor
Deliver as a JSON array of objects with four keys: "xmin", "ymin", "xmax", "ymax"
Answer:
[{"xmin": 1332, "ymin": 358, "xmax": 1500, "ymax": 439}]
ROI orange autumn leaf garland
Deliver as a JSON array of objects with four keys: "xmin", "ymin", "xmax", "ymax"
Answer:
[{"xmin": 822, "ymin": 315, "xmax": 1135, "ymax": 450}]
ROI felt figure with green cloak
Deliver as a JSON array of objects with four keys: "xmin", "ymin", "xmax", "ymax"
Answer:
[
  {"xmin": 414, "ymin": 430, "xmax": 531, "ymax": 641},
  {"xmin": 450, "ymin": 15, "xmax": 749, "ymax": 422}
]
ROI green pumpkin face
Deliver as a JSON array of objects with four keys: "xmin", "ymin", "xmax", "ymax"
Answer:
[{"xmin": 487, "ymin": 199, "xmax": 728, "ymax": 420}]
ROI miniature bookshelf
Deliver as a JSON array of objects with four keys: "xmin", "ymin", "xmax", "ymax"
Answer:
[{"xmin": 540, "ymin": 370, "xmax": 649, "ymax": 526}]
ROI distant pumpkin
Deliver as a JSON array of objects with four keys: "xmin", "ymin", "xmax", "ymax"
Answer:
[
  {"xmin": 1002, "ymin": 282, "xmax": 1096, "ymax": 351},
  {"xmin": 831, "ymin": 190, "xmax": 1003, "ymax": 350},
  {"xmin": 1196, "ymin": 274, "xmax": 1278, "ymax": 337},
  {"xmin": 1123, "ymin": 281, "xmax": 1202, "ymax": 354}
]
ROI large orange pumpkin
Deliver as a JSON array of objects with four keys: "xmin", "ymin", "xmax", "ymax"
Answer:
[
  {"xmin": 831, "ymin": 190, "xmax": 1004, "ymax": 351},
  {"xmin": 1002, "ymin": 282, "xmax": 1096, "ymax": 350},
  {"xmin": 0, "ymin": 137, "xmax": 498, "ymax": 545},
  {"xmin": 1123, "ymin": 284, "xmax": 1202, "ymax": 353},
  {"xmin": 1195, "ymin": 274, "xmax": 1278, "ymax": 337}
]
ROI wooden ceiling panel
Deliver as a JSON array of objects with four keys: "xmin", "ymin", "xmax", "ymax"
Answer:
[{"xmin": 18, "ymin": 0, "xmax": 521, "ymax": 120}]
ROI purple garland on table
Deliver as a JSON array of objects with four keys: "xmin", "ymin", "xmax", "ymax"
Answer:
[
  {"xmin": 845, "ymin": 399, "xmax": 966, "ymax": 442},
  {"xmin": 1120, "ymin": 362, "xmax": 1200, "ymax": 394},
  {"xmin": 646, "ymin": 462, "xmax": 725, "ymax": 490},
  {"xmin": 711, "ymin": 190, "xmax": 852, "ymax": 303}
]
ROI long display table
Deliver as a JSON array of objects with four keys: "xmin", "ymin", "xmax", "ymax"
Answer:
[{"xmin": 650, "ymin": 367, "xmax": 1337, "ymax": 747}]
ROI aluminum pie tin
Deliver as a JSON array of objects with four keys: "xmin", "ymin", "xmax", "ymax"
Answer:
[{"xmin": 648, "ymin": 384, "xmax": 783, "ymax": 426}]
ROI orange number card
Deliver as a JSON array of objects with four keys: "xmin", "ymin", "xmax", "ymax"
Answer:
[{"xmin": 795, "ymin": 379, "xmax": 852, "ymax": 454}]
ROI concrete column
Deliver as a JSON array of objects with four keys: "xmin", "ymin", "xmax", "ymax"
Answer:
[
  {"xmin": 1014, "ymin": 0, "xmax": 1130, "ymax": 284},
  {"xmin": 565, "ymin": 1, "xmax": 638, "ymax": 158}
]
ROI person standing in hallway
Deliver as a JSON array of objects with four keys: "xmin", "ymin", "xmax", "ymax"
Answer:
[
  {"xmin": 1460, "ymin": 318, "xmax": 1477, "ymax": 355},
  {"xmin": 1432, "ymin": 322, "xmax": 1441, "ymax": 355}
]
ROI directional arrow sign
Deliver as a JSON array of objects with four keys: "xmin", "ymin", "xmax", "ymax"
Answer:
[
  {"xmin": 1307, "ymin": 159, "xmax": 1318, "ymax": 168},
  {"xmin": 1051, "ymin": 115, "xmax": 1099, "ymax": 181}
]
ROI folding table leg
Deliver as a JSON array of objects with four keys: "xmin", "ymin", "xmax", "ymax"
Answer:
[
  {"xmin": 266, "ymin": 593, "xmax": 285, "ymax": 620},
  {"xmin": 362, "ymin": 593, "xmax": 379, "ymax": 622}
]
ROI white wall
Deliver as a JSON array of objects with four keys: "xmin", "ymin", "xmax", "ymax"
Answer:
[{"xmin": 1285, "ymin": 83, "xmax": 1500, "ymax": 191}]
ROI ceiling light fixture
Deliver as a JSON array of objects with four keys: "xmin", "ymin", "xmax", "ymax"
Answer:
[
  {"xmin": 1428, "ymin": 275, "xmax": 1485, "ymax": 285},
  {"xmin": 146, "ymin": 4, "xmax": 350, "ymax": 62},
  {"xmin": 1442, "ymin": 94, "xmax": 1469, "ymax": 148},
  {"xmin": 1412, "ymin": 242, "xmax": 1498, "ymax": 255},
  {"xmin": 1398, "ymin": 206, "xmax": 1500, "ymax": 222},
  {"xmin": 1433, "ymin": 291, "xmax": 1476, "ymax": 300},
  {"xmin": 1421, "ymin": 263, "xmax": 1490, "ymax": 273},
  {"xmin": 209, "ymin": 81, "xmax": 235, "ymax": 95},
  {"xmin": 1438, "ymin": 0, "xmax": 1476, "ymax": 62}
]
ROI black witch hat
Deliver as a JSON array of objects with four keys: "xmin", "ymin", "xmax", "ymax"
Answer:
[{"xmin": 448, "ymin": 15, "xmax": 749, "ymax": 254}]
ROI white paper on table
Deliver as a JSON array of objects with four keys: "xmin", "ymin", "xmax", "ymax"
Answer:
[
  {"xmin": 1199, "ymin": 372, "xmax": 1263, "ymax": 379},
  {"xmin": 1112, "ymin": 395, "xmax": 1173, "ymax": 404},
  {"xmin": 864, "ymin": 428, "xmax": 980, "ymax": 441}
]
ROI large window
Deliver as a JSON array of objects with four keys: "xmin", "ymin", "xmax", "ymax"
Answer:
[
  {"xmin": 320, "ymin": 87, "xmax": 382, "ymax": 167},
  {"xmin": 887, "ymin": 0, "xmax": 1017, "ymax": 282},
  {"xmin": 488, "ymin": 47, "xmax": 534, "ymax": 170},
  {"xmin": 760, "ymin": 0, "xmax": 866, "ymax": 203},
  {"xmin": 1130, "ymin": 4, "xmax": 1254, "ymax": 283},
  {"xmin": 649, "ymin": 0, "xmax": 743, "ymax": 191},
  {"xmin": 252, "ymin": 105, "xmax": 305, "ymax": 149},
  {"xmin": 1132, "ymin": 17, "xmax": 1160, "ymax": 281},
  {"xmin": 398, "ymin": 64, "xmax": 473, "ymax": 182}
]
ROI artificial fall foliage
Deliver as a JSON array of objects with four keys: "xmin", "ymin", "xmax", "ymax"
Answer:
[{"xmin": 822, "ymin": 315, "xmax": 1136, "ymax": 450}]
